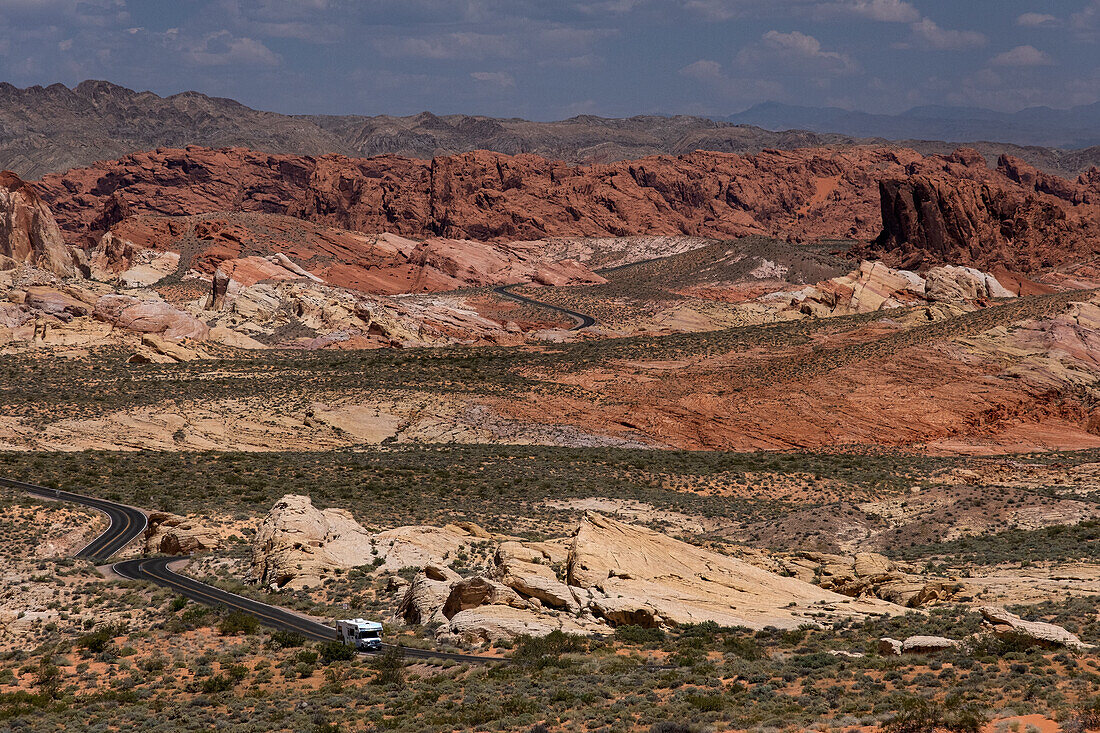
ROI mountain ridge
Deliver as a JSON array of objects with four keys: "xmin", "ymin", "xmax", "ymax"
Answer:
[
  {"xmin": 1, "ymin": 80, "xmax": 1098, "ymax": 179},
  {"xmin": 727, "ymin": 101, "xmax": 1100, "ymax": 149}
]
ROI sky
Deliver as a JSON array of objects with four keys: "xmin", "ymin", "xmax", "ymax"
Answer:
[{"xmin": 0, "ymin": 0, "xmax": 1096, "ymax": 120}]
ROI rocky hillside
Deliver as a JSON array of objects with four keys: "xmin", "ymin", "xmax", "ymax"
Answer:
[
  {"xmin": 0, "ymin": 171, "xmax": 79, "ymax": 277},
  {"xmin": 862, "ymin": 152, "xmax": 1100, "ymax": 272},
  {"xmin": 248, "ymin": 494, "xmax": 898, "ymax": 641},
  {"xmin": 33, "ymin": 145, "xmax": 1100, "ymax": 274},
  {"xmin": 2, "ymin": 81, "xmax": 1098, "ymax": 179}
]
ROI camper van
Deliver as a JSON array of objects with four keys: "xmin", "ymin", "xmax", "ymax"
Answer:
[{"xmin": 336, "ymin": 619, "xmax": 384, "ymax": 651}]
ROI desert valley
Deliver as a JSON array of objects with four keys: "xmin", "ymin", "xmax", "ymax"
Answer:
[{"xmin": 3, "ymin": 4, "xmax": 1100, "ymax": 731}]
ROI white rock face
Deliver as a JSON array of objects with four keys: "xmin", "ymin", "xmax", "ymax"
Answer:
[
  {"xmin": 250, "ymin": 494, "xmax": 490, "ymax": 590},
  {"xmin": 371, "ymin": 523, "xmax": 490, "ymax": 575},
  {"xmin": 250, "ymin": 497, "xmax": 904, "ymax": 640},
  {"xmin": 566, "ymin": 512, "xmax": 897, "ymax": 629},
  {"xmin": 0, "ymin": 172, "xmax": 78, "ymax": 278},
  {"xmin": 251, "ymin": 494, "xmax": 376, "ymax": 590},
  {"xmin": 901, "ymin": 636, "xmax": 959, "ymax": 654},
  {"xmin": 980, "ymin": 606, "xmax": 1094, "ymax": 651},
  {"xmin": 925, "ymin": 265, "xmax": 1015, "ymax": 302}
]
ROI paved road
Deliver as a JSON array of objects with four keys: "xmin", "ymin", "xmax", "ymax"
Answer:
[
  {"xmin": 113, "ymin": 556, "xmax": 499, "ymax": 663},
  {"xmin": 6, "ymin": 477, "xmax": 498, "ymax": 664},
  {"xmin": 493, "ymin": 284, "xmax": 596, "ymax": 330},
  {"xmin": 0, "ymin": 477, "xmax": 147, "ymax": 561}
]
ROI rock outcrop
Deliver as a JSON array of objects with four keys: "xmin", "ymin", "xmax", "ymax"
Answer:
[
  {"xmin": 768, "ymin": 550, "xmax": 965, "ymax": 608},
  {"xmin": 250, "ymin": 497, "xmax": 901, "ymax": 640},
  {"xmin": 787, "ymin": 260, "xmax": 1017, "ymax": 320},
  {"xmin": 251, "ymin": 494, "xmax": 376, "ymax": 590},
  {"xmin": 128, "ymin": 333, "xmax": 210, "ymax": 364},
  {"xmin": 901, "ymin": 636, "xmax": 960, "ymax": 654},
  {"xmin": 493, "ymin": 541, "xmax": 579, "ymax": 612},
  {"xmin": 979, "ymin": 606, "xmax": 1093, "ymax": 651},
  {"xmin": 143, "ymin": 512, "xmax": 221, "ymax": 555},
  {"xmin": 0, "ymin": 171, "xmax": 78, "ymax": 277},
  {"xmin": 93, "ymin": 294, "xmax": 209, "ymax": 341},
  {"xmin": 250, "ymin": 494, "xmax": 492, "ymax": 589},
  {"xmin": 565, "ymin": 513, "xmax": 896, "ymax": 629},
  {"xmin": 32, "ymin": 145, "xmax": 1100, "ymax": 276},
  {"xmin": 867, "ymin": 155, "xmax": 1100, "ymax": 272}
]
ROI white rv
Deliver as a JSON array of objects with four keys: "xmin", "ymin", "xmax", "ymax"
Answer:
[{"xmin": 336, "ymin": 618, "xmax": 384, "ymax": 651}]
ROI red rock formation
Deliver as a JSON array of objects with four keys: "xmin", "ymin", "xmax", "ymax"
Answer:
[
  {"xmin": 32, "ymin": 145, "xmax": 1100, "ymax": 276},
  {"xmin": 0, "ymin": 170, "xmax": 78, "ymax": 276},
  {"xmin": 92, "ymin": 212, "xmax": 605, "ymax": 295},
  {"xmin": 34, "ymin": 146, "xmax": 921, "ymax": 248},
  {"xmin": 868, "ymin": 172, "xmax": 1096, "ymax": 272}
]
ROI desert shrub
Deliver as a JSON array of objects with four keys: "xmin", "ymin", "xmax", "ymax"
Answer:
[
  {"xmin": 649, "ymin": 723, "xmax": 695, "ymax": 733},
  {"xmin": 199, "ymin": 674, "xmax": 235, "ymax": 694},
  {"xmin": 372, "ymin": 646, "xmax": 405, "ymax": 688},
  {"xmin": 1065, "ymin": 696, "xmax": 1100, "ymax": 733},
  {"xmin": 685, "ymin": 693, "xmax": 726, "ymax": 712},
  {"xmin": 722, "ymin": 637, "xmax": 762, "ymax": 660},
  {"xmin": 76, "ymin": 625, "xmax": 121, "ymax": 655},
  {"xmin": 217, "ymin": 612, "xmax": 260, "ymax": 636},
  {"xmin": 512, "ymin": 631, "xmax": 587, "ymax": 669},
  {"xmin": 883, "ymin": 696, "xmax": 987, "ymax": 733},
  {"xmin": 883, "ymin": 696, "xmax": 941, "ymax": 733},
  {"xmin": 318, "ymin": 641, "xmax": 356, "ymax": 664},
  {"xmin": 615, "ymin": 625, "xmax": 665, "ymax": 645},
  {"xmin": 268, "ymin": 631, "xmax": 306, "ymax": 649}
]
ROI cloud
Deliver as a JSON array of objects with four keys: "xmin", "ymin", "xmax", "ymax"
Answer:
[
  {"xmin": 679, "ymin": 0, "xmax": 917, "ymax": 23},
  {"xmin": 376, "ymin": 25, "xmax": 613, "ymax": 62},
  {"xmin": 470, "ymin": 71, "xmax": 515, "ymax": 88},
  {"xmin": 737, "ymin": 30, "xmax": 859, "ymax": 75},
  {"xmin": 381, "ymin": 31, "xmax": 518, "ymax": 60},
  {"xmin": 1072, "ymin": 0, "xmax": 1100, "ymax": 39},
  {"xmin": 906, "ymin": 18, "xmax": 987, "ymax": 50},
  {"xmin": 989, "ymin": 45, "xmax": 1053, "ymax": 68},
  {"xmin": 679, "ymin": 59, "xmax": 723, "ymax": 81},
  {"xmin": 836, "ymin": 0, "xmax": 919, "ymax": 22},
  {"xmin": 1016, "ymin": 12, "xmax": 1060, "ymax": 28},
  {"xmin": 178, "ymin": 30, "xmax": 281, "ymax": 67},
  {"xmin": 538, "ymin": 54, "xmax": 602, "ymax": 70}
]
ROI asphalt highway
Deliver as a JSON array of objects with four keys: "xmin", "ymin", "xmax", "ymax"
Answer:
[
  {"xmin": 7, "ymin": 477, "xmax": 498, "ymax": 664},
  {"xmin": 493, "ymin": 283, "xmax": 596, "ymax": 330},
  {"xmin": 0, "ymin": 477, "xmax": 147, "ymax": 561},
  {"xmin": 113, "ymin": 556, "xmax": 499, "ymax": 663}
]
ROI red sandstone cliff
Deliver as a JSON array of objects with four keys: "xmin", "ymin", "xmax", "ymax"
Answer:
[{"xmin": 32, "ymin": 145, "xmax": 1100, "ymax": 275}]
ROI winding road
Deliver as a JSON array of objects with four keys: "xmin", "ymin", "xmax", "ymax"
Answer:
[
  {"xmin": 493, "ymin": 284, "xmax": 596, "ymax": 330},
  {"xmin": 0, "ymin": 477, "xmax": 147, "ymax": 561},
  {"xmin": 6, "ymin": 478, "xmax": 498, "ymax": 664}
]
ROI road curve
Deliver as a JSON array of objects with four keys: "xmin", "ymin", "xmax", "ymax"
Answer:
[
  {"xmin": 113, "ymin": 556, "xmax": 499, "ymax": 663},
  {"xmin": 0, "ymin": 477, "xmax": 147, "ymax": 561},
  {"xmin": 6, "ymin": 477, "xmax": 498, "ymax": 664},
  {"xmin": 493, "ymin": 284, "xmax": 596, "ymax": 330}
]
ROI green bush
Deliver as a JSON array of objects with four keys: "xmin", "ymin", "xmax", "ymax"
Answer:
[
  {"xmin": 372, "ymin": 646, "xmax": 405, "ymax": 688},
  {"xmin": 318, "ymin": 641, "xmax": 356, "ymax": 664},
  {"xmin": 199, "ymin": 674, "xmax": 235, "ymax": 694},
  {"xmin": 512, "ymin": 631, "xmax": 587, "ymax": 669},
  {"xmin": 268, "ymin": 631, "xmax": 306, "ymax": 649},
  {"xmin": 217, "ymin": 611, "xmax": 260, "ymax": 636},
  {"xmin": 615, "ymin": 625, "xmax": 665, "ymax": 645},
  {"xmin": 76, "ymin": 625, "xmax": 121, "ymax": 655}
]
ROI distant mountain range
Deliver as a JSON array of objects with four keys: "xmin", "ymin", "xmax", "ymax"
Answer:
[
  {"xmin": 727, "ymin": 101, "xmax": 1100, "ymax": 149},
  {"xmin": 0, "ymin": 80, "xmax": 1097, "ymax": 179}
]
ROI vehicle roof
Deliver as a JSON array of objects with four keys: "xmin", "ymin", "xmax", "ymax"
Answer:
[{"xmin": 340, "ymin": 618, "xmax": 383, "ymax": 629}]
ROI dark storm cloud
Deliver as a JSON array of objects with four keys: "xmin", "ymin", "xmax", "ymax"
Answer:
[{"xmin": 0, "ymin": 0, "xmax": 1094, "ymax": 118}]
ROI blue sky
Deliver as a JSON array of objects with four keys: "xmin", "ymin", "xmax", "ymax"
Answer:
[{"xmin": 0, "ymin": 1, "xmax": 1095, "ymax": 119}]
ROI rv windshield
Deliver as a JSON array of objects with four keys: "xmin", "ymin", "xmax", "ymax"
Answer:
[{"xmin": 358, "ymin": 630, "xmax": 380, "ymax": 639}]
